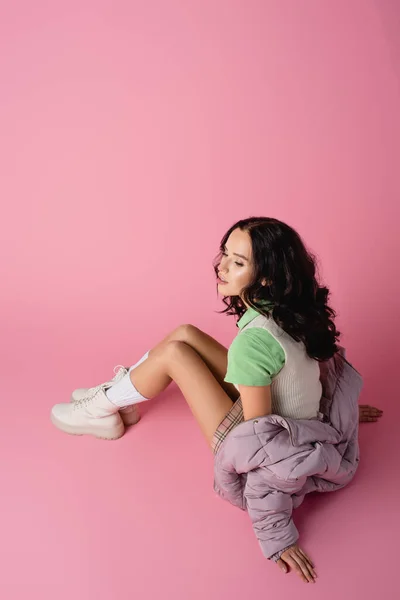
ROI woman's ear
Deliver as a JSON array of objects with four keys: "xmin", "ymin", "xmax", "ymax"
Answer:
[{"xmin": 261, "ymin": 279, "xmax": 273, "ymax": 288}]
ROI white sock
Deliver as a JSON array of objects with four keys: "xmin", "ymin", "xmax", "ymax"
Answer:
[
  {"xmin": 106, "ymin": 372, "xmax": 150, "ymax": 406},
  {"xmin": 106, "ymin": 351, "xmax": 150, "ymax": 407},
  {"xmin": 128, "ymin": 350, "xmax": 150, "ymax": 373}
]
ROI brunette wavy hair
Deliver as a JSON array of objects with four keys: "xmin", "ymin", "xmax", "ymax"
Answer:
[{"xmin": 213, "ymin": 217, "xmax": 341, "ymax": 361}]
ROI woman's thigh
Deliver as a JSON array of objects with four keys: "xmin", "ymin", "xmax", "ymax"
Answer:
[
  {"xmin": 163, "ymin": 341, "xmax": 236, "ymax": 447},
  {"xmin": 151, "ymin": 324, "xmax": 240, "ymax": 402}
]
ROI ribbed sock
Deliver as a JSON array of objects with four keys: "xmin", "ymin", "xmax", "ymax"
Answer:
[
  {"xmin": 128, "ymin": 350, "xmax": 150, "ymax": 374},
  {"xmin": 106, "ymin": 351, "xmax": 150, "ymax": 407}
]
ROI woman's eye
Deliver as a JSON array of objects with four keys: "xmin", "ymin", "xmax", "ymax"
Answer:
[{"xmin": 221, "ymin": 252, "xmax": 243, "ymax": 267}]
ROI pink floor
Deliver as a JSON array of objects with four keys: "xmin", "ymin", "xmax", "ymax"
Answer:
[
  {"xmin": 2, "ymin": 0, "xmax": 399, "ymax": 597},
  {"xmin": 2, "ymin": 328, "xmax": 398, "ymax": 600}
]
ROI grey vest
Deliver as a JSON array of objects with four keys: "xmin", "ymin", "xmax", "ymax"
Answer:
[{"xmin": 237, "ymin": 313, "xmax": 322, "ymax": 419}]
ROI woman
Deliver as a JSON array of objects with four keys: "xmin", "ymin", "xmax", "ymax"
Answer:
[{"xmin": 51, "ymin": 216, "xmax": 382, "ymax": 583}]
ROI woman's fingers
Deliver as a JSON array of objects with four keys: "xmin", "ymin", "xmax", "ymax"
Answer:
[
  {"xmin": 368, "ymin": 406, "xmax": 382, "ymax": 414},
  {"xmin": 360, "ymin": 405, "xmax": 383, "ymax": 414},
  {"xmin": 279, "ymin": 544, "xmax": 317, "ymax": 583},
  {"xmin": 297, "ymin": 547, "xmax": 315, "ymax": 569},
  {"xmin": 280, "ymin": 546, "xmax": 317, "ymax": 583},
  {"xmin": 285, "ymin": 555, "xmax": 312, "ymax": 583},
  {"xmin": 276, "ymin": 558, "xmax": 287, "ymax": 573},
  {"xmin": 291, "ymin": 551, "xmax": 316, "ymax": 583},
  {"xmin": 359, "ymin": 405, "xmax": 384, "ymax": 422}
]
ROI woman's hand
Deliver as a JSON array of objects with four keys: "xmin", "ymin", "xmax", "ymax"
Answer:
[
  {"xmin": 359, "ymin": 405, "xmax": 383, "ymax": 422},
  {"xmin": 276, "ymin": 544, "xmax": 317, "ymax": 583}
]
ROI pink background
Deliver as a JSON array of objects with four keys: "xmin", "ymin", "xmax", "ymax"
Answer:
[{"xmin": 1, "ymin": 1, "xmax": 399, "ymax": 598}]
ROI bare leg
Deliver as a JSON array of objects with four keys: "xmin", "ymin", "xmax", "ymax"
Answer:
[
  {"xmin": 130, "ymin": 339, "xmax": 236, "ymax": 447},
  {"xmin": 143, "ymin": 324, "xmax": 240, "ymax": 402}
]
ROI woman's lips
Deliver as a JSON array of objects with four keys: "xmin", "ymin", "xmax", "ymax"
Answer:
[{"xmin": 217, "ymin": 277, "xmax": 228, "ymax": 285}]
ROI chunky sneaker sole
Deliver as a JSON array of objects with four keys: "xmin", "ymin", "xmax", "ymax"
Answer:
[
  {"xmin": 116, "ymin": 405, "xmax": 141, "ymax": 426},
  {"xmin": 50, "ymin": 411, "xmax": 125, "ymax": 440},
  {"xmin": 70, "ymin": 365, "xmax": 141, "ymax": 427}
]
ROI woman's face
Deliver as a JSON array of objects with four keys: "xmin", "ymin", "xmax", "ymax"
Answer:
[{"xmin": 217, "ymin": 228, "xmax": 257, "ymax": 303}]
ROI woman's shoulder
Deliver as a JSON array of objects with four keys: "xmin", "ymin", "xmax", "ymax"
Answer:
[{"xmin": 229, "ymin": 327, "xmax": 285, "ymax": 365}]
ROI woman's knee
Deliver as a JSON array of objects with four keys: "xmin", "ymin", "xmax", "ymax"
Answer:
[
  {"xmin": 172, "ymin": 324, "xmax": 198, "ymax": 343},
  {"xmin": 162, "ymin": 339, "xmax": 191, "ymax": 362},
  {"xmin": 151, "ymin": 325, "xmax": 197, "ymax": 359}
]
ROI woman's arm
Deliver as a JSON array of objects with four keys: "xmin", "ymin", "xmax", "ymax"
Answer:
[
  {"xmin": 238, "ymin": 383, "xmax": 272, "ymax": 421},
  {"xmin": 238, "ymin": 383, "xmax": 317, "ymax": 583}
]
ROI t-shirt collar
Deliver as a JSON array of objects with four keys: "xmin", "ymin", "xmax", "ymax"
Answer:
[{"xmin": 236, "ymin": 299, "xmax": 273, "ymax": 330}]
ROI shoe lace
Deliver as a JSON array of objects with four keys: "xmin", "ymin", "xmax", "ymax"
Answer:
[
  {"xmin": 112, "ymin": 364, "xmax": 127, "ymax": 379},
  {"xmin": 73, "ymin": 365, "xmax": 127, "ymax": 410},
  {"xmin": 73, "ymin": 390, "xmax": 98, "ymax": 410}
]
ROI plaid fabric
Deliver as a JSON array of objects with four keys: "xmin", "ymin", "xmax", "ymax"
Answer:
[{"xmin": 211, "ymin": 397, "xmax": 244, "ymax": 455}]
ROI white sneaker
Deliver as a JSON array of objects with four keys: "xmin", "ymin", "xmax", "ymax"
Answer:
[
  {"xmin": 71, "ymin": 365, "xmax": 141, "ymax": 427},
  {"xmin": 51, "ymin": 387, "xmax": 125, "ymax": 440}
]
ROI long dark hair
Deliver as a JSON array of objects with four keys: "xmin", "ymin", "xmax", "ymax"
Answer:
[{"xmin": 213, "ymin": 217, "xmax": 341, "ymax": 361}]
